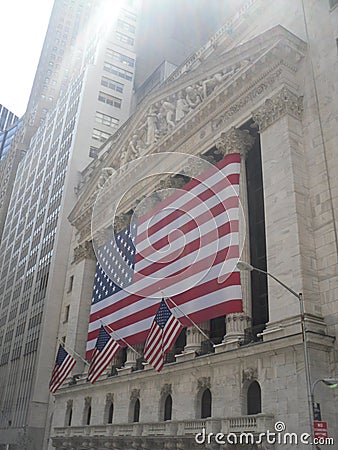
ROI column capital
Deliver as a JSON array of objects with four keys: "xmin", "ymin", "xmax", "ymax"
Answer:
[
  {"xmin": 215, "ymin": 127, "xmax": 255, "ymax": 159},
  {"xmin": 73, "ymin": 240, "xmax": 95, "ymax": 263},
  {"xmin": 252, "ymin": 86, "xmax": 303, "ymax": 132}
]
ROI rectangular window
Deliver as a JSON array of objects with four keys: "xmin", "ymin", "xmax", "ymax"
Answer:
[
  {"xmin": 95, "ymin": 111, "xmax": 119, "ymax": 127},
  {"xmin": 103, "ymin": 62, "xmax": 133, "ymax": 81},
  {"xmin": 106, "ymin": 49, "xmax": 135, "ymax": 67},
  {"xmin": 115, "ymin": 31, "xmax": 134, "ymax": 46},
  {"xmin": 64, "ymin": 305, "xmax": 70, "ymax": 323},
  {"xmin": 92, "ymin": 128, "xmax": 111, "ymax": 143},
  {"xmin": 101, "ymin": 76, "xmax": 124, "ymax": 93},
  {"xmin": 98, "ymin": 91, "xmax": 122, "ymax": 108},
  {"xmin": 120, "ymin": 9, "xmax": 137, "ymax": 21},
  {"xmin": 117, "ymin": 19, "xmax": 136, "ymax": 34}
]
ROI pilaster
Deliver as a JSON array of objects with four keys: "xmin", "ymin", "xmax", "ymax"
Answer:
[{"xmin": 252, "ymin": 86, "xmax": 324, "ymax": 336}]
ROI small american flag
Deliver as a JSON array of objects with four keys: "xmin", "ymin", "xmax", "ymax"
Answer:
[
  {"xmin": 87, "ymin": 325, "xmax": 121, "ymax": 383},
  {"xmin": 144, "ymin": 299, "xmax": 183, "ymax": 372},
  {"xmin": 49, "ymin": 345, "xmax": 76, "ymax": 393}
]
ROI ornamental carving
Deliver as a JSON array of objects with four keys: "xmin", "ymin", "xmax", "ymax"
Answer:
[
  {"xmin": 252, "ymin": 86, "xmax": 303, "ymax": 131},
  {"xmin": 197, "ymin": 376, "xmax": 211, "ymax": 391},
  {"xmin": 130, "ymin": 388, "xmax": 140, "ymax": 400},
  {"xmin": 73, "ymin": 240, "xmax": 95, "ymax": 263},
  {"xmin": 160, "ymin": 383, "xmax": 172, "ymax": 397},
  {"xmin": 215, "ymin": 127, "xmax": 255, "ymax": 158},
  {"xmin": 242, "ymin": 367, "xmax": 258, "ymax": 382},
  {"xmin": 212, "ymin": 67, "xmax": 283, "ymax": 130},
  {"xmin": 114, "ymin": 213, "xmax": 132, "ymax": 234}
]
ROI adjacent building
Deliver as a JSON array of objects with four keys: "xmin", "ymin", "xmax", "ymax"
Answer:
[{"xmin": 0, "ymin": 1, "xmax": 140, "ymax": 449}]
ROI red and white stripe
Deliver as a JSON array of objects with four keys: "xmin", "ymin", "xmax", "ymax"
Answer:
[
  {"xmin": 49, "ymin": 355, "xmax": 76, "ymax": 393},
  {"xmin": 144, "ymin": 315, "xmax": 183, "ymax": 372},
  {"xmin": 87, "ymin": 339, "xmax": 121, "ymax": 383},
  {"xmin": 86, "ymin": 153, "xmax": 242, "ymax": 359}
]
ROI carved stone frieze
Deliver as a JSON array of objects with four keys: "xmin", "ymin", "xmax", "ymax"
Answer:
[
  {"xmin": 73, "ymin": 240, "xmax": 95, "ymax": 263},
  {"xmin": 212, "ymin": 67, "xmax": 283, "ymax": 130},
  {"xmin": 215, "ymin": 127, "xmax": 255, "ymax": 158},
  {"xmin": 252, "ymin": 86, "xmax": 303, "ymax": 131},
  {"xmin": 97, "ymin": 167, "xmax": 116, "ymax": 189}
]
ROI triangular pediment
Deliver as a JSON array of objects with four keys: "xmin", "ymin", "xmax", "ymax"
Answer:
[{"xmin": 69, "ymin": 25, "xmax": 306, "ymax": 238}]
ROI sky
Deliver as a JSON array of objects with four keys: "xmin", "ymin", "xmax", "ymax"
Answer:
[{"xmin": 0, "ymin": 0, "xmax": 55, "ymax": 117}]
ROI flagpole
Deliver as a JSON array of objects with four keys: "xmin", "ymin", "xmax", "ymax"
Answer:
[
  {"xmin": 162, "ymin": 291, "xmax": 215, "ymax": 348},
  {"xmin": 57, "ymin": 337, "xmax": 90, "ymax": 366},
  {"xmin": 100, "ymin": 321, "xmax": 142, "ymax": 358}
]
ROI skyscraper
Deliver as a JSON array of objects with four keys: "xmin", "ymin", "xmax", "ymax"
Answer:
[{"xmin": 0, "ymin": 1, "xmax": 140, "ymax": 448}]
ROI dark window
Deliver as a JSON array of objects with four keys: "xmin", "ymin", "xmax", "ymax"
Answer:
[
  {"xmin": 66, "ymin": 407, "xmax": 72, "ymax": 426},
  {"xmin": 86, "ymin": 406, "xmax": 91, "ymax": 425},
  {"xmin": 108, "ymin": 403, "xmax": 113, "ymax": 424},
  {"xmin": 247, "ymin": 381, "xmax": 261, "ymax": 415},
  {"xmin": 246, "ymin": 132, "xmax": 268, "ymax": 328},
  {"xmin": 133, "ymin": 399, "xmax": 140, "ymax": 422},
  {"xmin": 164, "ymin": 395, "xmax": 172, "ymax": 421},
  {"xmin": 201, "ymin": 389, "xmax": 212, "ymax": 418}
]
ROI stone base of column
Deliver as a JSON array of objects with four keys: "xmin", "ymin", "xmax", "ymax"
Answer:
[
  {"xmin": 215, "ymin": 313, "xmax": 251, "ymax": 352},
  {"xmin": 262, "ymin": 313, "xmax": 326, "ymax": 342},
  {"xmin": 175, "ymin": 350, "xmax": 196, "ymax": 362},
  {"xmin": 116, "ymin": 366, "xmax": 133, "ymax": 375}
]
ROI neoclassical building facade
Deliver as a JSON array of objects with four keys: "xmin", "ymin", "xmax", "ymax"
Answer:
[{"xmin": 49, "ymin": 1, "xmax": 338, "ymax": 449}]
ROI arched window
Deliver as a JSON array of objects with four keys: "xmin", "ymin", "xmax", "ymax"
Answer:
[
  {"xmin": 201, "ymin": 388, "xmax": 212, "ymax": 418},
  {"xmin": 65, "ymin": 400, "xmax": 73, "ymax": 427},
  {"xmin": 107, "ymin": 402, "xmax": 114, "ymax": 424},
  {"xmin": 247, "ymin": 381, "xmax": 261, "ymax": 415},
  {"xmin": 133, "ymin": 398, "xmax": 140, "ymax": 423},
  {"xmin": 164, "ymin": 395, "xmax": 172, "ymax": 421},
  {"xmin": 86, "ymin": 406, "xmax": 92, "ymax": 425}
]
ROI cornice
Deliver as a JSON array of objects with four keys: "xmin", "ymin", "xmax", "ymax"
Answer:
[{"xmin": 252, "ymin": 86, "xmax": 303, "ymax": 131}]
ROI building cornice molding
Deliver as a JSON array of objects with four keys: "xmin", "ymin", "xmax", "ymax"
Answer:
[{"xmin": 252, "ymin": 86, "xmax": 303, "ymax": 131}]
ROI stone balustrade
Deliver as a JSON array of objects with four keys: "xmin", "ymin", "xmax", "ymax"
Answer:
[{"xmin": 52, "ymin": 413, "xmax": 274, "ymax": 440}]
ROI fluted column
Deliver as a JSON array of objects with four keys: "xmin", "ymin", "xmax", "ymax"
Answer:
[{"xmin": 214, "ymin": 127, "xmax": 254, "ymax": 348}]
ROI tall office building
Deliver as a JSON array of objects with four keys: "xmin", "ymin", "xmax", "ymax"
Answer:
[
  {"xmin": 0, "ymin": 106, "xmax": 18, "ymax": 134},
  {"xmin": 0, "ymin": 1, "xmax": 140, "ymax": 449}
]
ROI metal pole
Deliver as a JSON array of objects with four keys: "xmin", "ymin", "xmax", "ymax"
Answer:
[
  {"xmin": 238, "ymin": 263, "xmax": 314, "ymax": 442},
  {"xmin": 298, "ymin": 292, "xmax": 314, "ymax": 443}
]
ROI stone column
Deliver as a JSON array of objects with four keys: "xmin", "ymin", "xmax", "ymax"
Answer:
[
  {"xmin": 68, "ymin": 240, "xmax": 97, "ymax": 373},
  {"xmin": 177, "ymin": 322, "xmax": 209, "ymax": 361},
  {"xmin": 213, "ymin": 127, "xmax": 254, "ymax": 349},
  {"xmin": 252, "ymin": 86, "xmax": 323, "ymax": 338}
]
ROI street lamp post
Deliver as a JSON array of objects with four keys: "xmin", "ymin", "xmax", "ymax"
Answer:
[
  {"xmin": 237, "ymin": 261, "xmax": 313, "ymax": 439},
  {"xmin": 311, "ymin": 378, "xmax": 338, "ymax": 420}
]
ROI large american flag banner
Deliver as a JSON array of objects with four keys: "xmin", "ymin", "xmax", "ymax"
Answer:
[
  {"xmin": 86, "ymin": 153, "xmax": 242, "ymax": 359},
  {"xmin": 144, "ymin": 299, "xmax": 184, "ymax": 372}
]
